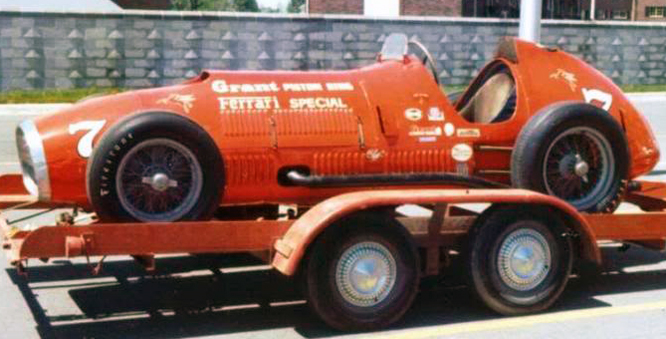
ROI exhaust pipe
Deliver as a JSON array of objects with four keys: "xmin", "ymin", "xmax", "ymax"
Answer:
[{"xmin": 285, "ymin": 171, "xmax": 508, "ymax": 189}]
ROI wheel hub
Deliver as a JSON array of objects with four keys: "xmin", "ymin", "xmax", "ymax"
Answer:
[
  {"xmin": 142, "ymin": 172, "xmax": 177, "ymax": 192},
  {"xmin": 574, "ymin": 157, "xmax": 589, "ymax": 178},
  {"xmin": 497, "ymin": 228, "xmax": 551, "ymax": 291},
  {"xmin": 542, "ymin": 127, "xmax": 615, "ymax": 210},
  {"xmin": 336, "ymin": 242, "xmax": 396, "ymax": 307}
]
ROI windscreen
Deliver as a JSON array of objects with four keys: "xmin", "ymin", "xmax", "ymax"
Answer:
[{"xmin": 379, "ymin": 33, "xmax": 408, "ymax": 61}]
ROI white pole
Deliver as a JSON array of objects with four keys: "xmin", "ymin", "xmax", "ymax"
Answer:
[
  {"xmin": 590, "ymin": 0, "xmax": 596, "ymax": 20},
  {"xmin": 519, "ymin": 0, "xmax": 542, "ymax": 42}
]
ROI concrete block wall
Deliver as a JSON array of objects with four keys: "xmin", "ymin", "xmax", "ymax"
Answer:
[{"xmin": 1, "ymin": 10, "xmax": 666, "ymax": 90}]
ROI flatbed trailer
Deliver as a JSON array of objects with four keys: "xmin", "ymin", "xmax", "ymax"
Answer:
[{"xmin": 4, "ymin": 173, "xmax": 666, "ymax": 331}]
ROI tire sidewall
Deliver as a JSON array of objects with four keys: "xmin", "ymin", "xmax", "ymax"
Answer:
[
  {"xmin": 511, "ymin": 103, "xmax": 629, "ymax": 213},
  {"xmin": 87, "ymin": 112, "xmax": 223, "ymax": 222}
]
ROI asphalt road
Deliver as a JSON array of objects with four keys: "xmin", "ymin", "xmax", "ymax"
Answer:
[{"xmin": 2, "ymin": 94, "xmax": 666, "ymax": 339}]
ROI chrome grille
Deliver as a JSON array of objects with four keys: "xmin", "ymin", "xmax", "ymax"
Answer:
[{"xmin": 15, "ymin": 120, "xmax": 50, "ymax": 199}]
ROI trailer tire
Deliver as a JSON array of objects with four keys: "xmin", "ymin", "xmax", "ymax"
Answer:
[
  {"xmin": 304, "ymin": 213, "xmax": 419, "ymax": 331},
  {"xmin": 511, "ymin": 102, "xmax": 629, "ymax": 213},
  {"xmin": 468, "ymin": 205, "xmax": 573, "ymax": 315},
  {"xmin": 87, "ymin": 112, "xmax": 224, "ymax": 222}
]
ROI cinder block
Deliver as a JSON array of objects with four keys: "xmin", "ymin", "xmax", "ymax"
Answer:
[
  {"xmin": 85, "ymin": 27, "xmax": 107, "ymax": 40},
  {"xmin": 134, "ymin": 20, "xmax": 156, "ymax": 29},
  {"xmin": 86, "ymin": 67, "xmax": 106, "ymax": 77},
  {"xmin": 125, "ymin": 49, "xmax": 146, "ymax": 58},
  {"xmin": 125, "ymin": 67, "xmax": 147, "ymax": 78},
  {"xmin": 1, "ymin": 28, "xmax": 21, "ymax": 38},
  {"xmin": 130, "ymin": 39, "xmax": 154, "ymax": 49},
  {"xmin": 124, "ymin": 79, "xmax": 153, "ymax": 88}
]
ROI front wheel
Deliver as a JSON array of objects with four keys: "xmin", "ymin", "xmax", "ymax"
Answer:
[
  {"xmin": 468, "ymin": 206, "xmax": 573, "ymax": 315},
  {"xmin": 304, "ymin": 213, "xmax": 419, "ymax": 331},
  {"xmin": 87, "ymin": 112, "xmax": 224, "ymax": 222}
]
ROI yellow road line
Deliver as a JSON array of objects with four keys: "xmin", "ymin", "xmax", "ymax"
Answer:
[{"xmin": 377, "ymin": 300, "xmax": 666, "ymax": 338}]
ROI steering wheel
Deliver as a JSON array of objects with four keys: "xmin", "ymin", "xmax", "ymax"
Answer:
[{"xmin": 408, "ymin": 40, "xmax": 439, "ymax": 85}]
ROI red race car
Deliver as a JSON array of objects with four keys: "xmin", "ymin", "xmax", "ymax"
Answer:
[{"xmin": 15, "ymin": 33, "xmax": 659, "ymax": 222}]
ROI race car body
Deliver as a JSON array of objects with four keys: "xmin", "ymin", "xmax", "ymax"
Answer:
[{"xmin": 16, "ymin": 34, "xmax": 659, "ymax": 221}]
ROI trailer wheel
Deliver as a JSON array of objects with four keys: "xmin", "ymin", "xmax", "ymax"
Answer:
[
  {"xmin": 87, "ymin": 112, "xmax": 224, "ymax": 222},
  {"xmin": 468, "ymin": 206, "xmax": 573, "ymax": 315},
  {"xmin": 304, "ymin": 213, "xmax": 419, "ymax": 331},
  {"xmin": 511, "ymin": 102, "xmax": 629, "ymax": 213}
]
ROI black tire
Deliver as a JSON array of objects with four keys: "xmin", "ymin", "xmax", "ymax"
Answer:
[
  {"xmin": 304, "ymin": 213, "xmax": 419, "ymax": 331},
  {"xmin": 467, "ymin": 205, "xmax": 573, "ymax": 315},
  {"xmin": 87, "ymin": 112, "xmax": 224, "ymax": 222},
  {"xmin": 511, "ymin": 102, "xmax": 629, "ymax": 213}
]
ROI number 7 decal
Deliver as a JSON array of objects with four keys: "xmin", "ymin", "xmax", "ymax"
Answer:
[
  {"xmin": 582, "ymin": 88, "xmax": 613, "ymax": 111},
  {"xmin": 69, "ymin": 120, "xmax": 106, "ymax": 158}
]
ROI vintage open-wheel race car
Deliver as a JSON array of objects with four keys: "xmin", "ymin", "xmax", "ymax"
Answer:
[{"xmin": 15, "ymin": 33, "xmax": 659, "ymax": 222}]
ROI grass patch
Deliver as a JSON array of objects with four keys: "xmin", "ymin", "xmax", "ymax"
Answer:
[
  {"xmin": 0, "ymin": 88, "xmax": 125, "ymax": 104},
  {"xmin": 618, "ymin": 84, "xmax": 666, "ymax": 93},
  {"xmin": 0, "ymin": 83, "xmax": 665, "ymax": 104}
]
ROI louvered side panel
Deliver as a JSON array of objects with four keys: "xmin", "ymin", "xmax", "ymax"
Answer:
[
  {"xmin": 225, "ymin": 153, "xmax": 275, "ymax": 187},
  {"xmin": 312, "ymin": 152, "xmax": 366, "ymax": 175},
  {"xmin": 275, "ymin": 110, "xmax": 359, "ymax": 147},
  {"xmin": 385, "ymin": 149, "xmax": 448, "ymax": 174}
]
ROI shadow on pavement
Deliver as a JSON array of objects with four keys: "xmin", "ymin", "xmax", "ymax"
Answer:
[{"xmin": 5, "ymin": 245, "xmax": 666, "ymax": 339}]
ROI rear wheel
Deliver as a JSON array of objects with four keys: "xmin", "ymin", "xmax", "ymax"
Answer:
[
  {"xmin": 468, "ymin": 206, "xmax": 573, "ymax": 315},
  {"xmin": 511, "ymin": 103, "xmax": 629, "ymax": 213},
  {"xmin": 304, "ymin": 213, "xmax": 419, "ymax": 331}
]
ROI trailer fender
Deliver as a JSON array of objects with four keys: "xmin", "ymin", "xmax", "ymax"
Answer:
[{"xmin": 272, "ymin": 189, "xmax": 601, "ymax": 276}]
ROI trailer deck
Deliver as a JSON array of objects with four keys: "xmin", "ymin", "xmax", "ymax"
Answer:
[
  {"xmin": 3, "ymin": 173, "xmax": 666, "ymax": 273},
  {"xmin": 4, "ymin": 173, "xmax": 666, "ymax": 330}
]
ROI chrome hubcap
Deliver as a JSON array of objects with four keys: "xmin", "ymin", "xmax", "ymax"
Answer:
[
  {"xmin": 335, "ymin": 242, "xmax": 397, "ymax": 307},
  {"xmin": 574, "ymin": 156, "xmax": 589, "ymax": 179},
  {"xmin": 497, "ymin": 228, "xmax": 551, "ymax": 291}
]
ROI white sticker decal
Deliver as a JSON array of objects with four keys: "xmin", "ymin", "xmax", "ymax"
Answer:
[
  {"xmin": 451, "ymin": 143, "xmax": 473, "ymax": 162},
  {"xmin": 444, "ymin": 123, "xmax": 455, "ymax": 137},
  {"xmin": 419, "ymin": 136, "xmax": 437, "ymax": 143},
  {"xmin": 427, "ymin": 107, "xmax": 444, "ymax": 121},
  {"xmin": 582, "ymin": 88, "xmax": 613, "ymax": 111},
  {"xmin": 69, "ymin": 120, "xmax": 106, "ymax": 158},
  {"xmin": 457, "ymin": 128, "xmax": 481, "ymax": 138},
  {"xmin": 404, "ymin": 108, "xmax": 422, "ymax": 121},
  {"xmin": 409, "ymin": 126, "xmax": 442, "ymax": 137}
]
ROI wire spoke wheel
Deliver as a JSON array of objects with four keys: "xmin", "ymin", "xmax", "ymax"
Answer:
[
  {"xmin": 116, "ymin": 138, "xmax": 203, "ymax": 222},
  {"xmin": 542, "ymin": 127, "xmax": 614, "ymax": 211}
]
